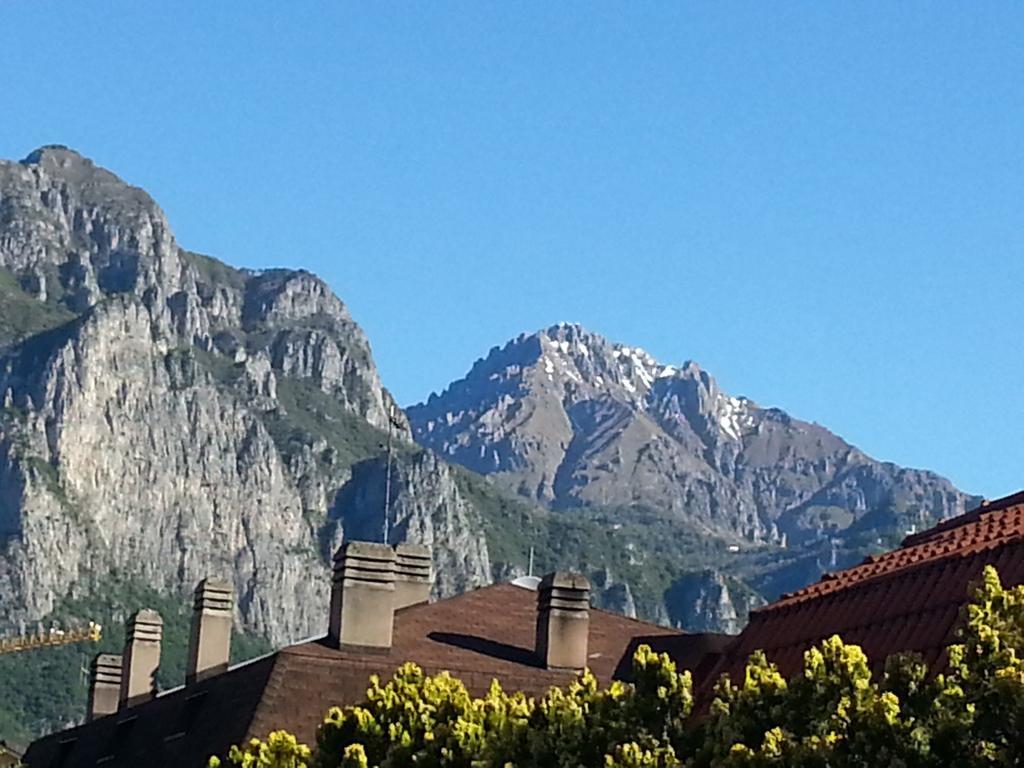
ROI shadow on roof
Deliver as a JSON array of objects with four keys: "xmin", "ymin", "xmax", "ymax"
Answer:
[{"xmin": 427, "ymin": 631, "xmax": 541, "ymax": 667}]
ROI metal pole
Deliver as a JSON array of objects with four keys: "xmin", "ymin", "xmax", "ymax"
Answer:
[{"xmin": 383, "ymin": 404, "xmax": 394, "ymax": 545}]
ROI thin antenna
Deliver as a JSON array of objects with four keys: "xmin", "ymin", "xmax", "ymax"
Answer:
[
  {"xmin": 528, "ymin": 546, "xmax": 535, "ymax": 577},
  {"xmin": 79, "ymin": 654, "xmax": 89, "ymax": 688},
  {"xmin": 383, "ymin": 403, "xmax": 395, "ymax": 545}
]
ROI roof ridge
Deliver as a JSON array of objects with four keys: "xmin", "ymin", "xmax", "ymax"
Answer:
[
  {"xmin": 902, "ymin": 490, "xmax": 1024, "ymax": 547},
  {"xmin": 390, "ymin": 580, "xmax": 683, "ymax": 635},
  {"xmin": 977, "ymin": 489, "xmax": 1024, "ymax": 512},
  {"xmin": 589, "ymin": 605, "xmax": 687, "ymax": 634},
  {"xmin": 761, "ymin": 536, "xmax": 1024, "ymax": 615},
  {"xmin": 392, "ymin": 581, "xmax": 517, "ymax": 616}
]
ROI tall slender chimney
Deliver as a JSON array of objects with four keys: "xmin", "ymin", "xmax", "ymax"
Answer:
[
  {"xmin": 87, "ymin": 653, "xmax": 122, "ymax": 722},
  {"xmin": 119, "ymin": 609, "xmax": 162, "ymax": 708},
  {"xmin": 536, "ymin": 572, "xmax": 591, "ymax": 670},
  {"xmin": 186, "ymin": 578, "xmax": 234, "ymax": 684},
  {"xmin": 328, "ymin": 541, "xmax": 396, "ymax": 649},
  {"xmin": 394, "ymin": 543, "xmax": 432, "ymax": 609}
]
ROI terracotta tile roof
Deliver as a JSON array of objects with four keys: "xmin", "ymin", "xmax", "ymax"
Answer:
[
  {"xmin": 702, "ymin": 491, "xmax": 1024, "ymax": 691},
  {"xmin": 24, "ymin": 582, "xmax": 690, "ymax": 768}
]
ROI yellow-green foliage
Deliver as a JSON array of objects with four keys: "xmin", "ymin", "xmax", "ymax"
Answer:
[
  {"xmin": 310, "ymin": 647, "xmax": 691, "ymax": 768},
  {"xmin": 214, "ymin": 566, "xmax": 1024, "ymax": 768},
  {"xmin": 209, "ymin": 730, "xmax": 312, "ymax": 768},
  {"xmin": 929, "ymin": 564, "xmax": 1024, "ymax": 766}
]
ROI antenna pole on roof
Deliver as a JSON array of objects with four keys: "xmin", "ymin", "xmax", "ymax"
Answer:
[
  {"xmin": 382, "ymin": 403, "xmax": 406, "ymax": 545},
  {"xmin": 383, "ymin": 404, "xmax": 395, "ymax": 545},
  {"xmin": 528, "ymin": 546, "xmax": 534, "ymax": 577}
]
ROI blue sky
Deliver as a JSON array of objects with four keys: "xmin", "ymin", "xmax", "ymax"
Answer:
[{"xmin": 1, "ymin": 3, "xmax": 1021, "ymax": 497}]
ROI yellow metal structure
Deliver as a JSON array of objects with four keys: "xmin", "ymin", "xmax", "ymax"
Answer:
[{"xmin": 0, "ymin": 621, "xmax": 101, "ymax": 655}]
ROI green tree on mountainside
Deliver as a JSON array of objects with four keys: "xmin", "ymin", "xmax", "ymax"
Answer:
[{"xmin": 212, "ymin": 565, "xmax": 1024, "ymax": 768}]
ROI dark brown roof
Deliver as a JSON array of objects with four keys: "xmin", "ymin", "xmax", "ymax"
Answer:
[
  {"xmin": 702, "ymin": 491, "xmax": 1024, "ymax": 689},
  {"xmin": 25, "ymin": 582, "xmax": 689, "ymax": 768}
]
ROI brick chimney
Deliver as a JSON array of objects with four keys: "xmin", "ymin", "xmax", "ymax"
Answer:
[
  {"xmin": 394, "ymin": 543, "xmax": 432, "ymax": 609},
  {"xmin": 119, "ymin": 609, "xmax": 162, "ymax": 708},
  {"xmin": 87, "ymin": 653, "xmax": 122, "ymax": 722},
  {"xmin": 186, "ymin": 578, "xmax": 234, "ymax": 684},
  {"xmin": 328, "ymin": 541, "xmax": 397, "ymax": 649},
  {"xmin": 536, "ymin": 572, "xmax": 591, "ymax": 670}
]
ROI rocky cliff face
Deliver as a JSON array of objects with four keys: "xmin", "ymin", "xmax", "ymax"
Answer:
[
  {"xmin": 408, "ymin": 323, "xmax": 975, "ymax": 546},
  {"xmin": 327, "ymin": 451, "xmax": 493, "ymax": 597},
  {"xmin": 0, "ymin": 147, "xmax": 477, "ymax": 647},
  {"xmin": 663, "ymin": 571, "xmax": 765, "ymax": 635},
  {"xmin": 0, "ymin": 147, "xmax": 979, "ymax": 680}
]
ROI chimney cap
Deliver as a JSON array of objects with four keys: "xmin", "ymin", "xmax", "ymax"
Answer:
[
  {"xmin": 90, "ymin": 654, "xmax": 122, "ymax": 685},
  {"xmin": 195, "ymin": 577, "xmax": 233, "ymax": 592},
  {"xmin": 128, "ymin": 608, "xmax": 163, "ymax": 626},
  {"xmin": 539, "ymin": 572, "xmax": 590, "ymax": 592},
  {"xmin": 334, "ymin": 540, "xmax": 398, "ymax": 563},
  {"xmin": 395, "ymin": 542, "xmax": 431, "ymax": 581},
  {"xmin": 395, "ymin": 542, "xmax": 431, "ymax": 558},
  {"xmin": 193, "ymin": 578, "xmax": 234, "ymax": 612}
]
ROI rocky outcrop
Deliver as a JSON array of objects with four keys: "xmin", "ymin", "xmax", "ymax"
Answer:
[
  {"xmin": 0, "ymin": 146, "xmax": 403, "ymax": 434},
  {"xmin": 0, "ymin": 298, "xmax": 332, "ymax": 644},
  {"xmin": 326, "ymin": 450, "xmax": 493, "ymax": 598},
  {"xmin": 663, "ymin": 570, "xmax": 765, "ymax": 635},
  {"xmin": 0, "ymin": 147, "xmax": 423, "ymax": 647}
]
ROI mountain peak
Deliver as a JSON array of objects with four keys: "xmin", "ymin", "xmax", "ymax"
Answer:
[
  {"xmin": 421, "ymin": 324, "xmax": 701, "ymax": 415},
  {"xmin": 543, "ymin": 321, "xmax": 587, "ymax": 337},
  {"xmin": 22, "ymin": 144, "xmax": 89, "ymax": 167},
  {"xmin": 530, "ymin": 324, "xmax": 681, "ymax": 397},
  {"xmin": 12, "ymin": 145, "xmax": 151, "ymax": 211},
  {"xmin": 409, "ymin": 324, "xmax": 971, "ymax": 544}
]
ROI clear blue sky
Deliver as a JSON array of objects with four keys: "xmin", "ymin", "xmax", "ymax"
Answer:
[{"xmin": 1, "ymin": 3, "xmax": 1021, "ymax": 497}]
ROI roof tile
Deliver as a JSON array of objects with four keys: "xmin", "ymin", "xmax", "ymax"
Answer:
[{"xmin": 701, "ymin": 491, "xmax": 1024, "ymax": 695}]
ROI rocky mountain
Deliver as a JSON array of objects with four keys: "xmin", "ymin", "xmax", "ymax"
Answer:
[
  {"xmin": 0, "ymin": 146, "xmax": 978, "ymax": 740},
  {"xmin": 409, "ymin": 322, "xmax": 975, "ymax": 547},
  {"xmin": 0, "ymin": 146, "xmax": 490, "ymax": 652}
]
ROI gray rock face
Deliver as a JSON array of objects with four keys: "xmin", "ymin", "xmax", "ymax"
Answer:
[
  {"xmin": 0, "ymin": 298, "xmax": 324, "ymax": 644},
  {"xmin": 0, "ymin": 147, "xmax": 434, "ymax": 646},
  {"xmin": 409, "ymin": 323, "xmax": 974, "ymax": 545},
  {"xmin": 663, "ymin": 570, "xmax": 765, "ymax": 635},
  {"xmin": 326, "ymin": 450, "xmax": 493, "ymax": 598}
]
